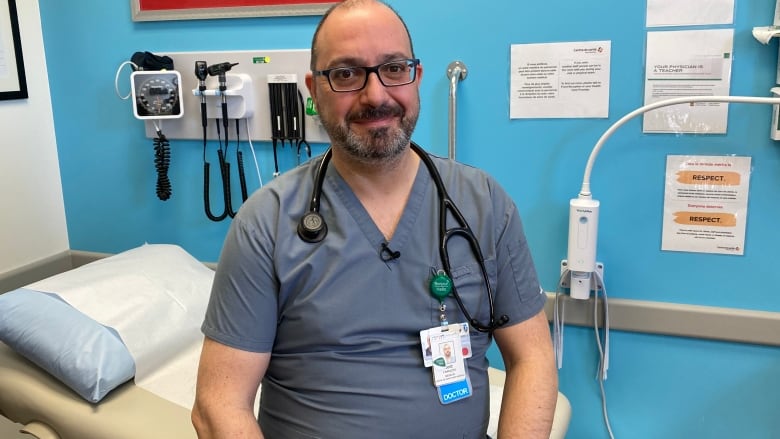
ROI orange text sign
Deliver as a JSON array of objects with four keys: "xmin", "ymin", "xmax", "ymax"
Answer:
[
  {"xmin": 672, "ymin": 211, "xmax": 737, "ymax": 227},
  {"xmin": 675, "ymin": 171, "xmax": 741, "ymax": 185}
]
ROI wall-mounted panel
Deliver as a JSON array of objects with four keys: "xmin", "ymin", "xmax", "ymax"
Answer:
[{"xmin": 140, "ymin": 49, "xmax": 329, "ymax": 144}]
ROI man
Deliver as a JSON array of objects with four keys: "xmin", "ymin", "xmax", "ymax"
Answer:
[
  {"xmin": 442, "ymin": 343, "xmax": 454, "ymax": 364},
  {"xmin": 191, "ymin": 1, "xmax": 557, "ymax": 438}
]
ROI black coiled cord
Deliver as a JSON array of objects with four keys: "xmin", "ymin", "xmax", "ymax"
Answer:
[
  {"xmin": 204, "ymin": 120, "xmax": 230, "ymax": 222},
  {"xmin": 235, "ymin": 119, "xmax": 248, "ymax": 202},
  {"xmin": 237, "ymin": 150, "xmax": 248, "ymax": 201},
  {"xmin": 216, "ymin": 120, "xmax": 237, "ymax": 218},
  {"xmin": 154, "ymin": 129, "xmax": 171, "ymax": 201},
  {"xmin": 204, "ymin": 161, "xmax": 227, "ymax": 222},
  {"xmin": 218, "ymin": 147, "xmax": 236, "ymax": 218}
]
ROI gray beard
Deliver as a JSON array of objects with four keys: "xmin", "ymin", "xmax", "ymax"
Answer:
[
  {"xmin": 321, "ymin": 105, "xmax": 419, "ymax": 166},
  {"xmin": 342, "ymin": 124, "xmax": 410, "ymax": 163}
]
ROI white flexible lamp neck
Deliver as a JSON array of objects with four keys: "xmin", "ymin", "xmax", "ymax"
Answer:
[{"xmin": 579, "ymin": 95, "xmax": 780, "ymax": 197}]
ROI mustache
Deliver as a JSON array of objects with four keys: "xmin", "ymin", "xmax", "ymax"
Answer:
[{"xmin": 347, "ymin": 104, "xmax": 404, "ymax": 122}]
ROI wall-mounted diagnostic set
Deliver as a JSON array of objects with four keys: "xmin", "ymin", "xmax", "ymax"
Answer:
[{"xmin": 122, "ymin": 49, "xmax": 329, "ymax": 220}]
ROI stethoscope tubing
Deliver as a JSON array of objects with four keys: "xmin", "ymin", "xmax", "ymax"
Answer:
[
  {"xmin": 416, "ymin": 143, "xmax": 505, "ymax": 333},
  {"xmin": 302, "ymin": 142, "xmax": 508, "ymax": 333}
]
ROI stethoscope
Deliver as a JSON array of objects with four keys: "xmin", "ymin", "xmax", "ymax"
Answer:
[{"xmin": 297, "ymin": 142, "xmax": 509, "ymax": 333}]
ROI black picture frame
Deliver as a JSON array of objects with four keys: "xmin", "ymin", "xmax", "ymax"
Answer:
[{"xmin": 0, "ymin": 0, "xmax": 28, "ymax": 100}]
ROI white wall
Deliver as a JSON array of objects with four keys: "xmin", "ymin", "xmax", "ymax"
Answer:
[{"xmin": 0, "ymin": 0, "xmax": 67, "ymax": 272}]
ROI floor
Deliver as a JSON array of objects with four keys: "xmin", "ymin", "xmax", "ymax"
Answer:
[{"xmin": 0, "ymin": 415, "xmax": 28, "ymax": 438}]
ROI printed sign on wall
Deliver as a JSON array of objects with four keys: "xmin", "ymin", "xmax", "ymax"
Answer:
[{"xmin": 661, "ymin": 155, "xmax": 751, "ymax": 255}]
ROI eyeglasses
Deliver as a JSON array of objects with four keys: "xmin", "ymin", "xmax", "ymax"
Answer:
[{"xmin": 313, "ymin": 58, "xmax": 420, "ymax": 92}]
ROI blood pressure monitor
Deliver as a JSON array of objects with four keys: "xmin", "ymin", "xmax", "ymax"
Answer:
[{"xmin": 130, "ymin": 70, "xmax": 184, "ymax": 119}]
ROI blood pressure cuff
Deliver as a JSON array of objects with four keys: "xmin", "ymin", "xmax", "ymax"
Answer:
[{"xmin": 131, "ymin": 51, "xmax": 174, "ymax": 71}]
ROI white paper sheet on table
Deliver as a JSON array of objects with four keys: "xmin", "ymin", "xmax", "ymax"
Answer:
[{"xmin": 26, "ymin": 244, "xmax": 215, "ymax": 408}]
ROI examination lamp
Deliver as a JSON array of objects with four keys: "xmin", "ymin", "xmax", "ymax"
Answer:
[{"xmin": 567, "ymin": 95, "xmax": 780, "ymax": 299}]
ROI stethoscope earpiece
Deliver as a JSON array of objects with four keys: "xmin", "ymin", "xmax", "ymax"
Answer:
[{"xmin": 298, "ymin": 211, "xmax": 328, "ymax": 243}]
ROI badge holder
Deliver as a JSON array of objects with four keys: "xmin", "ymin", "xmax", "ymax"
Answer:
[{"xmin": 419, "ymin": 270, "xmax": 473, "ymax": 404}]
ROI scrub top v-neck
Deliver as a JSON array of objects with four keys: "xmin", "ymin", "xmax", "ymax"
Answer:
[{"xmin": 324, "ymin": 157, "xmax": 430, "ymax": 268}]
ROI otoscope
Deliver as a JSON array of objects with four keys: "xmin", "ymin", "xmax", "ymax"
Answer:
[
  {"xmin": 207, "ymin": 62, "xmax": 238, "ymax": 148},
  {"xmin": 195, "ymin": 61, "xmax": 209, "ymax": 138},
  {"xmin": 208, "ymin": 62, "xmax": 240, "ymax": 217}
]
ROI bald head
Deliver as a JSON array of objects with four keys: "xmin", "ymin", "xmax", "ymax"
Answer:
[{"xmin": 309, "ymin": 0, "xmax": 415, "ymax": 70}]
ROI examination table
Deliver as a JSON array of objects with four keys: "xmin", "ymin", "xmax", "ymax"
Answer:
[{"xmin": 0, "ymin": 341, "xmax": 195, "ymax": 439}]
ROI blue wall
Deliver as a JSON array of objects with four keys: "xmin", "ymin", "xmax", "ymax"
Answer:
[{"xmin": 38, "ymin": 1, "xmax": 780, "ymax": 437}]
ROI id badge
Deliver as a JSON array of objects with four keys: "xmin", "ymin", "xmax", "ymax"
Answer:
[
  {"xmin": 429, "ymin": 327, "xmax": 466, "ymax": 387},
  {"xmin": 420, "ymin": 323, "xmax": 473, "ymax": 404},
  {"xmin": 420, "ymin": 323, "xmax": 472, "ymax": 368}
]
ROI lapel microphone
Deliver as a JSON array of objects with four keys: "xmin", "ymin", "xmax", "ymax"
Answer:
[{"xmin": 380, "ymin": 242, "xmax": 401, "ymax": 261}]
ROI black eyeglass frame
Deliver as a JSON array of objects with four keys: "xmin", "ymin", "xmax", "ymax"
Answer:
[{"xmin": 312, "ymin": 58, "xmax": 421, "ymax": 92}]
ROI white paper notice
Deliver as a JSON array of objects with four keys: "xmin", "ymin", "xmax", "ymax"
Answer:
[
  {"xmin": 0, "ymin": 0, "xmax": 12, "ymax": 80},
  {"xmin": 661, "ymin": 155, "xmax": 751, "ymax": 255},
  {"xmin": 0, "ymin": 48, "xmax": 8, "ymax": 79},
  {"xmin": 646, "ymin": 0, "xmax": 735, "ymax": 27},
  {"xmin": 643, "ymin": 29, "xmax": 734, "ymax": 134},
  {"xmin": 510, "ymin": 41, "xmax": 611, "ymax": 119}
]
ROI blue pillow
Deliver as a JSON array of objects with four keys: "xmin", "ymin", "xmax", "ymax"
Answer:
[{"xmin": 0, "ymin": 288, "xmax": 136, "ymax": 403}]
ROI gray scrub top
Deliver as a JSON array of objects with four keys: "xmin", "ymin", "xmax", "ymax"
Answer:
[{"xmin": 202, "ymin": 147, "xmax": 545, "ymax": 439}]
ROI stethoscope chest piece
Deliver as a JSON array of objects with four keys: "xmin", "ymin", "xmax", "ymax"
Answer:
[{"xmin": 298, "ymin": 211, "xmax": 328, "ymax": 243}]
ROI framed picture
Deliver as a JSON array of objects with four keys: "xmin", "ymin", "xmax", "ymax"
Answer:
[
  {"xmin": 131, "ymin": 0, "xmax": 338, "ymax": 22},
  {"xmin": 0, "ymin": 0, "xmax": 28, "ymax": 100}
]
